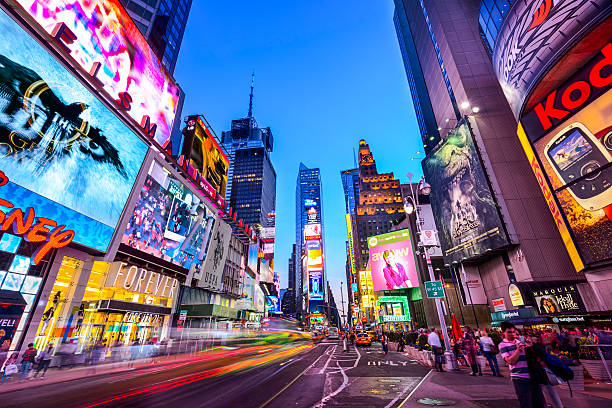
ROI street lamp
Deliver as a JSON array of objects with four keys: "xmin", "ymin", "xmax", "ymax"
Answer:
[{"xmin": 405, "ymin": 174, "xmax": 458, "ymax": 370}]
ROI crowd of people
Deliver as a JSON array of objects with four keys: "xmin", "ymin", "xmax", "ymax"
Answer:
[{"xmin": 370, "ymin": 324, "xmax": 612, "ymax": 408}]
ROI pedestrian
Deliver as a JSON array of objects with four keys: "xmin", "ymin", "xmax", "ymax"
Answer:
[
  {"xmin": 427, "ymin": 328, "xmax": 445, "ymax": 372},
  {"xmin": 397, "ymin": 332, "xmax": 406, "ymax": 352},
  {"xmin": 479, "ymin": 329, "xmax": 501, "ymax": 376},
  {"xmin": 499, "ymin": 322, "xmax": 546, "ymax": 408},
  {"xmin": 33, "ymin": 344, "xmax": 54, "ymax": 379},
  {"xmin": 462, "ymin": 327, "xmax": 481, "ymax": 376},
  {"xmin": 380, "ymin": 332, "xmax": 388, "ymax": 355},
  {"xmin": 19, "ymin": 343, "xmax": 37, "ymax": 381},
  {"xmin": 0, "ymin": 353, "xmax": 19, "ymax": 383}
]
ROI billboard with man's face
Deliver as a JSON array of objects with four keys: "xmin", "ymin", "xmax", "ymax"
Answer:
[
  {"xmin": 367, "ymin": 229, "xmax": 418, "ymax": 292},
  {"xmin": 422, "ymin": 121, "xmax": 510, "ymax": 263},
  {"xmin": 519, "ymin": 40, "xmax": 612, "ymax": 270}
]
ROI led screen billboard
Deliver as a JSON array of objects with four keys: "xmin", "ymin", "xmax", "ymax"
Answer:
[
  {"xmin": 367, "ymin": 229, "xmax": 418, "ymax": 292},
  {"xmin": 306, "ymin": 240, "xmax": 323, "ymax": 270},
  {"xmin": 122, "ymin": 161, "xmax": 214, "ymax": 273},
  {"xmin": 308, "ymin": 270, "xmax": 323, "ymax": 301},
  {"xmin": 13, "ymin": 0, "xmax": 180, "ymax": 146},
  {"xmin": 246, "ymin": 244, "xmax": 259, "ymax": 277},
  {"xmin": 303, "ymin": 223, "xmax": 321, "ymax": 240},
  {"xmin": 0, "ymin": 8, "xmax": 147, "ymax": 252},
  {"xmin": 422, "ymin": 121, "xmax": 510, "ymax": 263},
  {"xmin": 491, "ymin": 0, "xmax": 610, "ymax": 118},
  {"xmin": 518, "ymin": 41, "xmax": 612, "ymax": 269},
  {"xmin": 181, "ymin": 116, "xmax": 228, "ymax": 197}
]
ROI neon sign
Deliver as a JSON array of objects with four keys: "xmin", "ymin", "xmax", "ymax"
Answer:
[{"xmin": 0, "ymin": 171, "xmax": 75, "ymax": 264}]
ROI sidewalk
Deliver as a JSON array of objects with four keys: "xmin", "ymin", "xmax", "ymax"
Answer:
[{"xmin": 396, "ymin": 344, "xmax": 612, "ymax": 407}]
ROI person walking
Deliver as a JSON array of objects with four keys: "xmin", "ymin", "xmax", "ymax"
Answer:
[
  {"xmin": 499, "ymin": 322, "xmax": 546, "ymax": 408},
  {"xmin": 380, "ymin": 332, "xmax": 388, "ymax": 355},
  {"xmin": 462, "ymin": 327, "xmax": 481, "ymax": 376},
  {"xmin": 428, "ymin": 328, "xmax": 445, "ymax": 372},
  {"xmin": 479, "ymin": 329, "xmax": 501, "ymax": 376},
  {"xmin": 33, "ymin": 344, "xmax": 54, "ymax": 379},
  {"xmin": 0, "ymin": 353, "xmax": 18, "ymax": 383},
  {"xmin": 19, "ymin": 343, "xmax": 37, "ymax": 381},
  {"xmin": 397, "ymin": 332, "xmax": 406, "ymax": 352}
]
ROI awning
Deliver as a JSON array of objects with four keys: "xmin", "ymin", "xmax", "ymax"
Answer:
[
  {"xmin": 96, "ymin": 299, "xmax": 172, "ymax": 315},
  {"xmin": 181, "ymin": 304, "xmax": 240, "ymax": 319}
]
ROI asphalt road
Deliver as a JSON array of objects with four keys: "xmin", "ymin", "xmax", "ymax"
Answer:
[{"xmin": 2, "ymin": 340, "xmax": 430, "ymax": 408}]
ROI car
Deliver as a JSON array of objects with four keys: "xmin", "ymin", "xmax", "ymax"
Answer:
[
  {"xmin": 355, "ymin": 333, "xmax": 371, "ymax": 347},
  {"xmin": 328, "ymin": 328, "xmax": 339, "ymax": 340},
  {"xmin": 366, "ymin": 330, "xmax": 377, "ymax": 342}
]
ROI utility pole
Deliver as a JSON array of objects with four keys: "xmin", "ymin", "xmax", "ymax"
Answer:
[{"xmin": 340, "ymin": 282, "xmax": 346, "ymax": 328}]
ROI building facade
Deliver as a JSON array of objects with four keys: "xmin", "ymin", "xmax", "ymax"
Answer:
[
  {"xmin": 393, "ymin": 0, "xmax": 610, "ymax": 328},
  {"xmin": 295, "ymin": 163, "xmax": 326, "ymax": 315},
  {"xmin": 119, "ymin": 0, "xmax": 192, "ymax": 73}
]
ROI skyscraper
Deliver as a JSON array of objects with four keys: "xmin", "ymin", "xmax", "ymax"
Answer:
[
  {"xmin": 295, "ymin": 163, "xmax": 326, "ymax": 314},
  {"xmin": 222, "ymin": 79, "xmax": 276, "ymax": 230},
  {"xmin": 341, "ymin": 169, "xmax": 360, "ymax": 215},
  {"xmin": 119, "ymin": 0, "xmax": 192, "ymax": 73}
]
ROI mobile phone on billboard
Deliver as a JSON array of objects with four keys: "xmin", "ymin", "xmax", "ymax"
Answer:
[
  {"xmin": 545, "ymin": 123, "xmax": 612, "ymax": 211},
  {"xmin": 595, "ymin": 125, "xmax": 612, "ymax": 154}
]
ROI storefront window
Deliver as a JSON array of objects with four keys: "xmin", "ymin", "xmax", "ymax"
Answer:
[{"xmin": 34, "ymin": 257, "xmax": 84, "ymax": 351}]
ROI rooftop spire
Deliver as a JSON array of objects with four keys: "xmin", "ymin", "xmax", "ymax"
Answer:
[{"xmin": 248, "ymin": 71, "xmax": 254, "ymax": 118}]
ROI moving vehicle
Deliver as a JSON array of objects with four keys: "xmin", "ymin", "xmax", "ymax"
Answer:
[
  {"xmin": 355, "ymin": 333, "xmax": 371, "ymax": 347},
  {"xmin": 366, "ymin": 330, "xmax": 377, "ymax": 342},
  {"xmin": 328, "ymin": 327, "xmax": 339, "ymax": 340}
]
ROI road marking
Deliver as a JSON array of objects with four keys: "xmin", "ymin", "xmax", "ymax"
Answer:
[
  {"xmin": 396, "ymin": 369, "xmax": 433, "ymax": 408},
  {"xmin": 318, "ymin": 345, "xmax": 337, "ymax": 374}
]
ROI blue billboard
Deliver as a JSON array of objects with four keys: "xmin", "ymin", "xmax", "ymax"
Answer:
[{"xmin": 0, "ymin": 8, "xmax": 148, "ymax": 253}]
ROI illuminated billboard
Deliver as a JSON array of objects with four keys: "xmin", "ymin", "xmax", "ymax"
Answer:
[
  {"xmin": 345, "ymin": 214, "xmax": 357, "ymax": 276},
  {"xmin": 0, "ymin": 8, "xmax": 147, "ymax": 252},
  {"xmin": 518, "ymin": 41, "xmax": 612, "ymax": 269},
  {"xmin": 422, "ymin": 120, "xmax": 510, "ymax": 263},
  {"xmin": 181, "ymin": 116, "xmax": 229, "ymax": 197},
  {"xmin": 122, "ymin": 161, "xmax": 214, "ymax": 273},
  {"xmin": 367, "ymin": 230, "xmax": 418, "ymax": 291},
  {"xmin": 246, "ymin": 244, "xmax": 259, "ymax": 277},
  {"xmin": 12, "ymin": 0, "xmax": 180, "ymax": 146},
  {"xmin": 491, "ymin": 0, "xmax": 610, "ymax": 118},
  {"xmin": 308, "ymin": 270, "xmax": 323, "ymax": 301},
  {"xmin": 304, "ymin": 223, "xmax": 322, "ymax": 240},
  {"xmin": 306, "ymin": 240, "xmax": 323, "ymax": 270},
  {"xmin": 306, "ymin": 238, "xmax": 324, "ymax": 301}
]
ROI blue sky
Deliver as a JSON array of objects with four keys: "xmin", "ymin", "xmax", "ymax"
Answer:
[{"xmin": 174, "ymin": 1, "xmax": 424, "ymax": 309}]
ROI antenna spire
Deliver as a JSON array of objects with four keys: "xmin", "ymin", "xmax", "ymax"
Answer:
[{"xmin": 248, "ymin": 72, "xmax": 254, "ymax": 118}]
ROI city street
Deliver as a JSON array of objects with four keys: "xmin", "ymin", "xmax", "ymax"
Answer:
[{"xmin": 1, "ymin": 340, "xmax": 430, "ymax": 408}]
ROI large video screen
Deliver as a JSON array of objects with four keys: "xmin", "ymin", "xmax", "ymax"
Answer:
[
  {"xmin": 14, "ymin": 0, "xmax": 180, "ymax": 147},
  {"xmin": 367, "ymin": 229, "xmax": 418, "ymax": 291},
  {"xmin": 422, "ymin": 120, "xmax": 510, "ymax": 263},
  {"xmin": 0, "ymin": 8, "xmax": 148, "ymax": 252},
  {"xmin": 122, "ymin": 161, "xmax": 214, "ymax": 273},
  {"xmin": 182, "ymin": 116, "xmax": 228, "ymax": 196},
  {"xmin": 521, "ymin": 86, "xmax": 612, "ymax": 268}
]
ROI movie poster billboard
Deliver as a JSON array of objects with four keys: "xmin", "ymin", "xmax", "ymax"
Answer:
[
  {"xmin": 12, "ymin": 0, "xmax": 181, "ymax": 146},
  {"xmin": 367, "ymin": 229, "xmax": 418, "ymax": 291},
  {"xmin": 202, "ymin": 219, "xmax": 232, "ymax": 292},
  {"xmin": 181, "ymin": 116, "xmax": 229, "ymax": 196},
  {"xmin": 123, "ymin": 161, "xmax": 214, "ymax": 273},
  {"xmin": 422, "ymin": 121, "xmax": 510, "ymax": 263},
  {"xmin": 519, "ymin": 41, "xmax": 612, "ymax": 269},
  {"xmin": 0, "ymin": 8, "xmax": 148, "ymax": 252}
]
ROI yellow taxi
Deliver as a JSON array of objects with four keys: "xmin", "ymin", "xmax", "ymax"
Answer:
[{"xmin": 355, "ymin": 332, "xmax": 371, "ymax": 347}]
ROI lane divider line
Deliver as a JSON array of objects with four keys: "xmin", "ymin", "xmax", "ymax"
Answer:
[{"xmin": 396, "ymin": 369, "xmax": 433, "ymax": 408}]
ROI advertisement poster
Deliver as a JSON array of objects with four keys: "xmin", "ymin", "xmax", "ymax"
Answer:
[
  {"xmin": 367, "ymin": 229, "xmax": 418, "ymax": 291},
  {"xmin": 13, "ymin": 0, "xmax": 180, "ymax": 146},
  {"xmin": 266, "ymin": 296, "xmax": 280, "ymax": 313},
  {"xmin": 422, "ymin": 121, "xmax": 510, "ymax": 263},
  {"xmin": 246, "ymin": 244, "xmax": 259, "ymax": 277},
  {"xmin": 531, "ymin": 284, "xmax": 585, "ymax": 315},
  {"xmin": 0, "ymin": 9, "xmax": 148, "ymax": 252},
  {"xmin": 460, "ymin": 264, "xmax": 487, "ymax": 305},
  {"xmin": 123, "ymin": 161, "xmax": 214, "ymax": 273},
  {"xmin": 304, "ymin": 223, "xmax": 321, "ymax": 240},
  {"xmin": 520, "ymin": 42, "xmax": 612, "ymax": 268},
  {"xmin": 202, "ymin": 219, "xmax": 232, "ymax": 292},
  {"xmin": 236, "ymin": 275, "xmax": 254, "ymax": 311},
  {"xmin": 306, "ymin": 240, "xmax": 323, "ymax": 270},
  {"xmin": 0, "ymin": 302, "xmax": 25, "ymax": 351},
  {"xmin": 181, "ymin": 116, "xmax": 229, "ymax": 197},
  {"xmin": 308, "ymin": 270, "xmax": 323, "ymax": 301}
]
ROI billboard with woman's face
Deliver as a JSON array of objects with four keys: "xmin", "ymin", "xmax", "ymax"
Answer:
[{"xmin": 367, "ymin": 229, "xmax": 418, "ymax": 292}]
